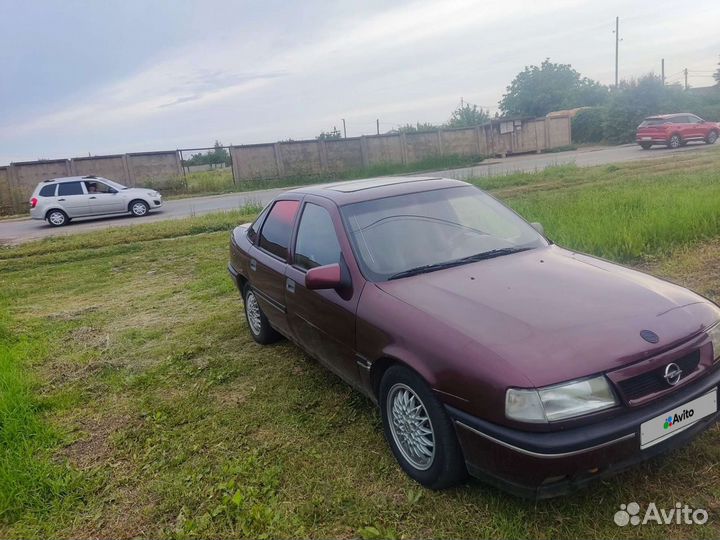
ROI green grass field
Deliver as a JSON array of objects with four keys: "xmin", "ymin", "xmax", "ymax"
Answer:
[{"xmin": 2, "ymin": 149, "xmax": 720, "ymax": 539}]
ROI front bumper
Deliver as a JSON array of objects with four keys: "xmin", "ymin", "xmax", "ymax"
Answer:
[{"xmin": 447, "ymin": 365, "xmax": 720, "ymax": 498}]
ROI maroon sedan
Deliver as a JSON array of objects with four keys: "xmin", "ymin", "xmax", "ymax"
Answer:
[{"xmin": 228, "ymin": 176, "xmax": 720, "ymax": 498}]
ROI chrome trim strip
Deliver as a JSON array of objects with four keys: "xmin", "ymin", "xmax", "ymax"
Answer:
[
  {"xmin": 455, "ymin": 421, "xmax": 636, "ymax": 459},
  {"xmin": 251, "ymin": 287, "xmax": 286, "ymax": 313}
]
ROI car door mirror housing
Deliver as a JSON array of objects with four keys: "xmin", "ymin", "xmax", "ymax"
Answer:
[
  {"xmin": 305, "ymin": 263, "xmax": 342, "ymax": 290},
  {"xmin": 531, "ymin": 222, "xmax": 545, "ymax": 235}
]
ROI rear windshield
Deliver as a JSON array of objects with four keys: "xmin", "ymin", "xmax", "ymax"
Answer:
[{"xmin": 639, "ymin": 118, "xmax": 668, "ymax": 127}]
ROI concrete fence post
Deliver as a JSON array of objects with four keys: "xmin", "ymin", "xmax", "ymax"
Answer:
[
  {"xmin": 273, "ymin": 143, "xmax": 285, "ymax": 178},
  {"xmin": 318, "ymin": 140, "xmax": 329, "ymax": 173},
  {"xmin": 399, "ymin": 132, "xmax": 408, "ymax": 165},
  {"xmin": 69, "ymin": 159, "xmax": 78, "ymax": 176},
  {"xmin": 475, "ymin": 126, "xmax": 482, "ymax": 156},
  {"xmin": 7, "ymin": 164, "xmax": 21, "ymax": 214},
  {"xmin": 122, "ymin": 154, "xmax": 132, "ymax": 186},
  {"xmin": 360, "ymin": 136, "xmax": 369, "ymax": 168},
  {"xmin": 437, "ymin": 129, "xmax": 444, "ymax": 156}
]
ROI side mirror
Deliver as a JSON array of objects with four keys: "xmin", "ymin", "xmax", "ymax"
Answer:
[
  {"xmin": 109, "ymin": 188, "xmax": 117, "ymax": 194},
  {"xmin": 305, "ymin": 263, "xmax": 342, "ymax": 290},
  {"xmin": 531, "ymin": 222, "xmax": 545, "ymax": 235}
]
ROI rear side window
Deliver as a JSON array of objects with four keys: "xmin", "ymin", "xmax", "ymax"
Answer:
[
  {"xmin": 57, "ymin": 182, "xmax": 84, "ymax": 196},
  {"xmin": 639, "ymin": 118, "xmax": 666, "ymax": 127},
  {"xmin": 671, "ymin": 116, "xmax": 688, "ymax": 124},
  {"xmin": 258, "ymin": 200, "xmax": 300, "ymax": 260},
  {"xmin": 247, "ymin": 204, "xmax": 271, "ymax": 244},
  {"xmin": 39, "ymin": 184, "xmax": 56, "ymax": 197},
  {"xmin": 294, "ymin": 203, "xmax": 341, "ymax": 270}
]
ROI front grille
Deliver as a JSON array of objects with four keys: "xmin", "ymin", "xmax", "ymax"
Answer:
[{"xmin": 617, "ymin": 350, "xmax": 700, "ymax": 401}]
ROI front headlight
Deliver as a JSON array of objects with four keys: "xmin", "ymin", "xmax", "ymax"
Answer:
[
  {"xmin": 708, "ymin": 322, "xmax": 720, "ymax": 362},
  {"xmin": 506, "ymin": 375, "xmax": 619, "ymax": 423}
]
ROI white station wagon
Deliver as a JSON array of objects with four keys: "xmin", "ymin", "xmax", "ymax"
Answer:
[{"xmin": 29, "ymin": 175, "xmax": 163, "ymax": 226}]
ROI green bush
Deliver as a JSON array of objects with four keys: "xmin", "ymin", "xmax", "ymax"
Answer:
[{"xmin": 571, "ymin": 107, "xmax": 607, "ymax": 143}]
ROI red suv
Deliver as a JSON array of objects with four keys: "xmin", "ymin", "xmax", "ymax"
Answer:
[{"xmin": 636, "ymin": 113, "xmax": 719, "ymax": 149}]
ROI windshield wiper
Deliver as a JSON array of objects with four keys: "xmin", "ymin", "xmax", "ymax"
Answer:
[{"xmin": 387, "ymin": 247, "xmax": 532, "ymax": 280}]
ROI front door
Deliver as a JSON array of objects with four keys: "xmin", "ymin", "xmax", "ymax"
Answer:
[
  {"xmin": 248, "ymin": 198, "xmax": 301, "ymax": 338},
  {"xmin": 85, "ymin": 180, "xmax": 126, "ymax": 214},
  {"xmin": 284, "ymin": 198, "xmax": 361, "ymax": 386}
]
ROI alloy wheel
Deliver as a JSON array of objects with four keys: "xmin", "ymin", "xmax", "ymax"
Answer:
[
  {"xmin": 669, "ymin": 135, "xmax": 681, "ymax": 148},
  {"xmin": 48, "ymin": 211, "xmax": 65, "ymax": 226},
  {"xmin": 387, "ymin": 383, "xmax": 436, "ymax": 470},
  {"xmin": 132, "ymin": 201, "xmax": 148, "ymax": 216},
  {"xmin": 245, "ymin": 291, "xmax": 262, "ymax": 336}
]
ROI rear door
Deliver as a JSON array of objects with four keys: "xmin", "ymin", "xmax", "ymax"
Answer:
[
  {"xmin": 85, "ymin": 180, "xmax": 126, "ymax": 214},
  {"xmin": 57, "ymin": 181, "xmax": 92, "ymax": 217},
  {"xmin": 248, "ymin": 198, "xmax": 301, "ymax": 338},
  {"xmin": 285, "ymin": 197, "xmax": 363, "ymax": 386}
]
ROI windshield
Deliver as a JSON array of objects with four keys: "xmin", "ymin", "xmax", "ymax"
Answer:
[
  {"xmin": 102, "ymin": 178, "xmax": 128, "ymax": 190},
  {"xmin": 341, "ymin": 185, "xmax": 547, "ymax": 281}
]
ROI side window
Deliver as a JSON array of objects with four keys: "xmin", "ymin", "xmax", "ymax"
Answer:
[
  {"xmin": 672, "ymin": 116, "xmax": 688, "ymax": 124},
  {"xmin": 85, "ymin": 181, "xmax": 115, "ymax": 193},
  {"xmin": 294, "ymin": 203, "xmax": 342, "ymax": 270},
  {"xmin": 247, "ymin": 204, "xmax": 271, "ymax": 244},
  {"xmin": 258, "ymin": 200, "xmax": 300, "ymax": 260},
  {"xmin": 686, "ymin": 115, "xmax": 701, "ymax": 124},
  {"xmin": 39, "ymin": 184, "xmax": 56, "ymax": 197},
  {"xmin": 57, "ymin": 182, "xmax": 84, "ymax": 196}
]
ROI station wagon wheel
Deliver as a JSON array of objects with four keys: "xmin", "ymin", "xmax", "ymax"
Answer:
[
  {"xmin": 243, "ymin": 285, "xmax": 280, "ymax": 344},
  {"xmin": 379, "ymin": 365, "xmax": 466, "ymax": 489},
  {"xmin": 46, "ymin": 209, "xmax": 68, "ymax": 227},
  {"xmin": 130, "ymin": 200, "xmax": 149, "ymax": 217},
  {"xmin": 668, "ymin": 134, "xmax": 681, "ymax": 149}
]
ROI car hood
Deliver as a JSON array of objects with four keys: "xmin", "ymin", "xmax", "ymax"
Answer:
[{"xmin": 376, "ymin": 245, "xmax": 719, "ymax": 387}]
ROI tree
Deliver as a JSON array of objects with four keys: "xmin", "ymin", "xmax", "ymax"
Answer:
[
  {"xmin": 499, "ymin": 59, "xmax": 609, "ymax": 117},
  {"xmin": 445, "ymin": 101, "xmax": 489, "ymax": 128},
  {"xmin": 714, "ymin": 56, "xmax": 720, "ymax": 84},
  {"xmin": 391, "ymin": 122, "xmax": 438, "ymax": 133},
  {"xmin": 182, "ymin": 140, "xmax": 230, "ymax": 167},
  {"xmin": 316, "ymin": 127, "xmax": 342, "ymax": 140}
]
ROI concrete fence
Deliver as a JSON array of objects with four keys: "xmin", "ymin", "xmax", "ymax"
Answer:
[
  {"xmin": 0, "ymin": 115, "xmax": 570, "ymax": 215},
  {"xmin": 229, "ymin": 115, "xmax": 571, "ymax": 182}
]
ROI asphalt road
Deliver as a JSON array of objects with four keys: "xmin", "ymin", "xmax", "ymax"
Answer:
[{"xmin": 2, "ymin": 142, "xmax": 717, "ymax": 245}]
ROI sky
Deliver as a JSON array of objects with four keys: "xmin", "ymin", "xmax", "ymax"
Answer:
[{"xmin": 0, "ymin": 0, "xmax": 719, "ymax": 163}]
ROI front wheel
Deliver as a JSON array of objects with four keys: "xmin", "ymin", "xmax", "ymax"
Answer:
[
  {"xmin": 706, "ymin": 131, "xmax": 718, "ymax": 145},
  {"xmin": 667, "ymin": 134, "xmax": 682, "ymax": 149},
  {"xmin": 129, "ymin": 200, "xmax": 149, "ymax": 217},
  {"xmin": 639, "ymin": 143, "xmax": 651, "ymax": 150},
  {"xmin": 379, "ymin": 365, "xmax": 466, "ymax": 489}
]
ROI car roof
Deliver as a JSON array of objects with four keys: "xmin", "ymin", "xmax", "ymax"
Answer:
[
  {"xmin": 285, "ymin": 176, "xmax": 471, "ymax": 205},
  {"xmin": 647, "ymin": 113, "xmax": 695, "ymax": 119},
  {"xmin": 39, "ymin": 175, "xmax": 107, "ymax": 184}
]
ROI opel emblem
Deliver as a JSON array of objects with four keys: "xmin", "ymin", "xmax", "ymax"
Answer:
[
  {"xmin": 640, "ymin": 330, "xmax": 659, "ymax": 344},
  {"xmin": 663, "ymin": 362, "xmax": 682, "ymax": 386}
]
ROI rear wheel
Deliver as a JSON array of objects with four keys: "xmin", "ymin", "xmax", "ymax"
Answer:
[
  {"xmin": 129, "ymin": 200, "xmax": 149, "ymax": 217},
  {"xmin": 46, "ymin": 209, "xmax": 68, "ymax": 227},
  {"xmin": 379, "ymin": 365, "xmax": 466, "ymax": 489},
  {"xmin": 243, "ymin": 285, "xmax": 280, "ymax": 344},
  {"xmin": 639, "ymin": 143, "xmax": 651, "ymax": 150},
  {"xmin": 707, "ymin": 130, "xmax": 718, "ymax": 145},
  {"xmin": 667, "ymin": 134, "xmax": 682, "ymax": 149}
]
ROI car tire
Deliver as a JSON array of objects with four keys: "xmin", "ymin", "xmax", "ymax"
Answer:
[
  {"xmin": 639, "ymin": 143, "xmax": 651, "ymax": 150},
  {"xmin": 706, "ymin": 130, "xmax": 718, "ymax": 145},
  {"xmin": 46, "ymin": 209, "xmax": 69, "ymax": 227},
  {"xmin": 379, "ymin": 365, "xmax": 467, "ymax": 490},
  {"xmin": 243, "ymin": 285, "xmax": 280, "ymax": 344},
  {"xmin": 667, "ymin": 134, "xmax": 682, "ymax": 149},
  {"xmin": 129, "ymin": 199, "xmax": 150, "ymax": 217}
]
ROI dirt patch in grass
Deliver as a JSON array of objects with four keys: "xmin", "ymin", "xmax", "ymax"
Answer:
[{"xmin": 60, "ymin": 414, "xmax": 132, "ymax": 470}]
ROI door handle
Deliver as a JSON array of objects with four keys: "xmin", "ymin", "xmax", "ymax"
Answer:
[
  {"xmin": 250, "ymin": 259, "xmax": 257, "ymax": 271},
  {"xmin": 89, "ymin": 196, "xmax": 97, "ymax": 199},
  {"xmin": 58, "ymin": 198, "xmax": 66, "ymax": 201},
  {"xmin": 286, "ymin": 278, "xmax": 295, "ymax": 293}
]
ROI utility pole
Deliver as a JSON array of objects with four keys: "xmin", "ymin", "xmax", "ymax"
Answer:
[
  {"xmin": 661, "ymin": 58, "xmax": 665, "ymax": 85},
  {"xmin": 376, "ymin": 119, "xmax": 380, "ymax": 135},
  {"xmin": 614, "ymin": 16, "xmax": 620, "ymax": 88},
  {"xmin": 342, "ymin": 118, "xmax": 347, "ymax": 138},
  {"xmin": 683, "ymin": 68, "xmax": 688, "ymax": 90}
]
